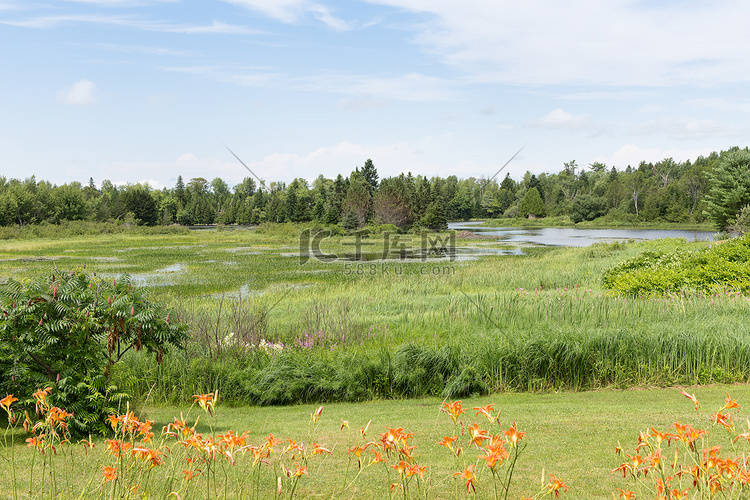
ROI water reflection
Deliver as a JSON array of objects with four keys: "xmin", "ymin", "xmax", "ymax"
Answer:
[{"xmin": 448, "ymin": 221, "xmax": 715, "ymax": 247}]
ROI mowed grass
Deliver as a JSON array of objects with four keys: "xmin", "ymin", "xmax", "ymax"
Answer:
[{"xmin": 3, "ymin": 384, "xmax": 749, "ymax": 498}]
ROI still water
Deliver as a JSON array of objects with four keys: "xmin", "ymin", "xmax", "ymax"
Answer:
[{"xmin": 448, "ymin": 221, "xmax": 715, "ymax": 247}]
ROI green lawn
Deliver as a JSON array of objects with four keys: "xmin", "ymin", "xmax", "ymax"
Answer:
[{"xmin": 3, "ymin": 384, "xmax": 749, "ymax": 498}]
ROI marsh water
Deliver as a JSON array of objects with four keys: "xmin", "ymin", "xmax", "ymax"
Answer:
[{"xmin": 448, "ymin": 221, "xmax": 715, "ymax": 247}]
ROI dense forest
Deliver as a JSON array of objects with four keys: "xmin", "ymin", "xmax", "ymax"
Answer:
[{"xmin": 1, "ymin": 146, "xmax": 749, "ymax": 231}]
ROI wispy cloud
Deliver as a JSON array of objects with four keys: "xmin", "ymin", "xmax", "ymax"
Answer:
[
  {"xmin": 0, "ymin": 13, "xmax": 257, "ymax": 34},
  {"xmin": 61, "ymin": 0, "xmax": 178, "ymax": 5},
  {"xmin": 527, "ymin": 108, "xmax": 614, "ymax": 136},
  {"xmin": 90, "ymin": 42, "xmax": 194, "ymax": 56},
  {"xmin": 223, "ymin": 0, "xmax": 354, "ymax": 30},
  {"xmin": 595, "ymin": 144, "xmax": 716, "ymax": 169},
  {"xmin": 629, "ymin": 116, "xmax": 737, "ymax": 140},
  {"xmin": 163, "ymin": 65, "xmax": 455, "ymax": 102},
  {"xmin": 364, "ymin": 0, "xmax": 750, "ymax": 87},
  {"xmin": 57, "ymin": 79, "xmax": 97, "ymax": 105}
]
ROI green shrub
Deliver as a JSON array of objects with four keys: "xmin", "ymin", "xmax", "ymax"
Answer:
[
  {"xmin": 0, "ymin": 270, "xmax": 187, "ymax": 434},
  {"xmin": 602, "ymin": 235, "xmax": 750, "ymax": 295}
]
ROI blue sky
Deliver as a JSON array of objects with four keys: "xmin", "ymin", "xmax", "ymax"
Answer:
[{"xmin": 1, "ymin": 0, "xmax": 749, "ymax": 189}]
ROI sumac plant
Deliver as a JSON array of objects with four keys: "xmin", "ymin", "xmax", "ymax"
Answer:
[{"xmin": 0, "ymin": 269, "xmax": 187, "ymax": 435}]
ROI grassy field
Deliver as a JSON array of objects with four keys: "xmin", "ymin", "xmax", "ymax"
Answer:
[
  {"xmin": 2, "ymin": 224, "xmax": 750, "ymax": 404},
  {"xmin": 2, "ymin": 223, "xmax": 750, "ymax": 497},
  {"xmin": 3, "ymin": 384, "xmax": 749, "ymax": 498}
]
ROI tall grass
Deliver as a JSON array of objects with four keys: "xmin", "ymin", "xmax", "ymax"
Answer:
[{"xmin": 2, "ymin": 225, "xmax": 747, "ymax": 406}]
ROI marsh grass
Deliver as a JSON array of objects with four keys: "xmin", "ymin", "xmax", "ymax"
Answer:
[{"xmin": 2, "ymin": 226, "xmax": 749, "ymax": 406}]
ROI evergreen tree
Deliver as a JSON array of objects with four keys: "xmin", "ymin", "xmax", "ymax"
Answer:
[
  {"xmin": 520, "ymin": 187, "xmax": 545, "ymax": 218},
  {"xmin": 704, "ymin": 149, "xmax": 750, "ymax": 230},
  {"xmin": 360, "ymin": 159, "xmax": 379, "ymax": 192},
  {"xmin": 421, "ymin": 201, "xmax": 448, "ymax": 231}
]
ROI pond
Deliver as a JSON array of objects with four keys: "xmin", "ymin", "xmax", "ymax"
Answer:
[{"xmin": 448, "ymin": 221, "xmax": 716, "ymax": 247}]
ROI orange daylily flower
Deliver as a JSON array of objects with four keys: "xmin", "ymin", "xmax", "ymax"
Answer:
[
  {"xmin": 681, "ymin": 390, "xmax": 700, "ymax": 413},
  {"xmin": 406, "ymin": 464, "xmax": 428, "ymax": 478},
  {"xmin": 723, "ymin": 392, "xmax": 740, "ymax": 410},
  {"xmin": 441, "ymin": 400, "xmax": 465, "ymax": 424},
  {"xmin": 265, "ymin": 433, "xmax": 282, "ymax": 449},
  {"xmin": 712, "ymin": 411, "xmax": 733, "ymax": 433},
  {"xmin": 616, "ymin": 489, "xmax": 636, "ymax": 499},
  {"xmin": 192, "ymin": 393, "xmax": 215, "ymax": 416},
  {"xmin": 438, "ymin": 435, "xmax": 457, "ymax": 452},
  {"xmin": 546, "ymin": 474, "xmax": 568, "ymax": 498},
  {"xmin": 218, "ymin": 430, "xmax": 249, "ymax": 452},
  {"xmin": 361, "ymin": 419, "xmax": 372, "ymax": 438},
  {"xmin": 381, "ymin": 427, "xmax": 412, "ymax": 450},
  {"xmin": 399, "ymin": 444, "xmax": 417, "ymax": 461},
  {"xmin": 468, "ymin": 423, "xmax": 490, "ymax": 448},
  {"xmin": 312, "ymin": 443, "xmax": 332, "ymax": 455},
  {"xmin": 391, "ymin": 460, "xmax": 409, "ymax": 477},
  {"xmin": 105, "ymin": 439, "xmax": 132, "ymax": 457},
  {"xmin": 646, "ymin": 448, "xmax": 663, "ymax": 470},
  {"xmin": 285, "ymin": 438, "xmax": 304, "ymax": 456},
  {"xmin": 478, "ymin": 443, "xmax": 509, "ymax": 471},
  {"xmin": 132, "ymin": 447, "xmax": 164, "ymax": 468},
  {"xmin": 311, "ymin": 406, "xmax": 323, "ymax": 424},
  {"xmin": 102, "ymin": 465, "xmax": 117, "ymax": 483},
  {"xmin": 454, "ymin": 465, "xmax": 477, "ymax": 493},
  {"xmin": 26, "ymin": 435, "xmax": 45, "ymax": 453},
  {"xmin": 649, "ymin": 427, "xmax": 674, "ymax": 446},
  {"xmin": 32, "ymin": 387, "xmax": 52, "ymax": 413},
  {"xmin": 473, "ymin": 404, "xmax": 497, "ymax": 423},
  {"xmin": 350, "ymin": 443, "xmax": 371, "ymax": 458},
  {"xmin": 0, "ymin": 394, "xmax": 18, "ymax": 411},
  {"xmin": 370, "ymin": 450, "xmax": 386, "ymax": 464},
  {"xmin": 78, "ymin": 435, "xmax": 96, "ymax": 449},
  {"xmin": 182, "ymin": 469, "xmax": 201, "ymax": 481},
  {"xmin": 107, "ymin": 414, "xmax": 121, "ymax": 431},
  {"xmin": 503, "ymin": 422, "xmax": 526, "ymax": 447},
  {"xmin": 294, "ymin": 464, "xmax": 308, "ymax": 477},
  {"xmin": 340, "ymin": 419, "xmax": 349, "ymax": 430}
]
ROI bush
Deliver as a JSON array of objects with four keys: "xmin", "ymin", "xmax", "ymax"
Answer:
[
  {"xmin": 602, "ymin": 235, "xmax": 750, "ymax": 296},
  {"xmin": 0, "ymin": 270, "xmax": 188, "ymax": 434}
]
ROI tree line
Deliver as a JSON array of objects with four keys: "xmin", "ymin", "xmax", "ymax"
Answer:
[{"xmin": 1, "ymin": 147, "xmax": 749, "ymax": 231}]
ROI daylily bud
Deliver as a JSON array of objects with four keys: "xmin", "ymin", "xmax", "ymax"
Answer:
[
  {"xmin": 131, "ymin": 306, "xmax": 135, "ymax": 316},
  {"xmin": 166, "ymin": 314, "xmax": 169, "ymax": 323},
  {"xmin": 38, "ymin": 318, "xmax": 43, "ymax": 326},
  {"xmin": 113, "ymin": 278, "xmax": 116, "ymax": 286}
]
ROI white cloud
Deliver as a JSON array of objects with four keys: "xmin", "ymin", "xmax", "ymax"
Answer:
[
  {"xmin": 308, "ymin": 4, "xmax": 352, "ymax": 31},
  {"xmin": 104, "ymin": 153, "xmax": 250, "ymax": 188},
  {"xmin": 1, "ymin": 14, "xmax": 256, "ymax": 34},
  {"xmin": 223, "ymin": 0, "xmax": 308, "ymax": 23},
  {"xmin": 61, "ymin": 0, "xmax": 177, "ymax": 5},
  {"xmin": 244, "ymin": 137, "xmax": 513, "ymax": 183},
  {"xmin": 164, "ymin": 65, "xmax": 455, "ymax": 102},
  {"xmin": 527, "ymin": 108, "xmax": 614, "ymax": 135},
  {"xmin": 363, "ymin": 0, "xmax": 750, "ymax": 87},
  {"xmin": 594, "ymin": 144, "xmax": 715, "ymax": 169},
  {"xmin": 629, "ymin": 117, "xmax": 735, "ymax": 140},
  {"xmin": 57, "ymin": 79, "xmax": 97, "ymax": 105},
  {"xmin": 298, "ymin": 72, "xmax": 455, "ymax": 102},
  {"xmin": 223, "ymin": 0, "xmax": 352, "ymax": 30}
]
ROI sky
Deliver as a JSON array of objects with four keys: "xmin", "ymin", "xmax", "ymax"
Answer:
[{"xmin": 2, "ymin": 0, "xmax": 750, "ymax": 190}]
